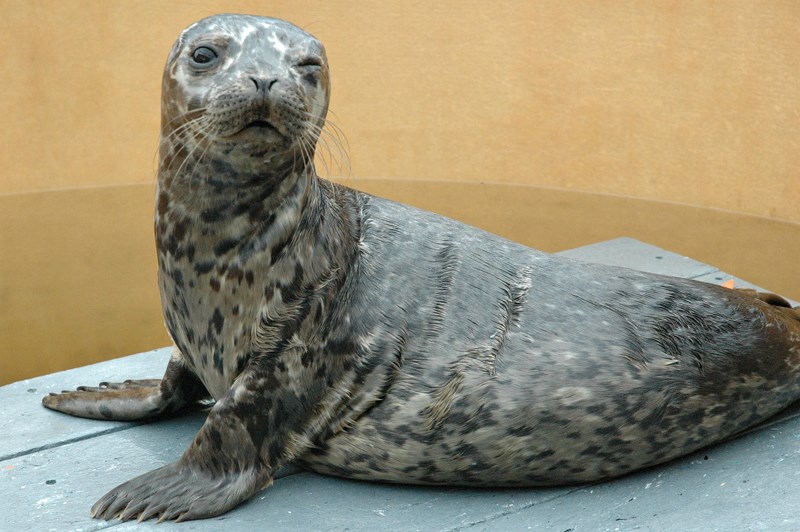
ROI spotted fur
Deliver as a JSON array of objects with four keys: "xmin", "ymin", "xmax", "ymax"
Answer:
[{"xmin": 42, "ymin": 14, "xmax": 800, "ymax": 522}]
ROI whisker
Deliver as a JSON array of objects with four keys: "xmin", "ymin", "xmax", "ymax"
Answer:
[
  {"xmin": 303, "ymin": 119, "xmax": 350, "ymax": 178},
  {"xmin": 185, "ymin": 122, "xmax": 219, "ymax": 195},
  {"xmin": 159, "ymin": 117, "xmax": 211, "ymax": 170},
  {"xmin": 154, "ymin": 111, "xmax": 210, "ymax": 183},
  {"xmin": 169, "ymin": 120, "xmax": 214, "ymax": 188},
  {"xmin": 314, "ymin": 135, "xmax": 331, "ymax": 178},
  {"xmin": 300, "ymin": 135, "xmax": 314, "ymax": 174}
]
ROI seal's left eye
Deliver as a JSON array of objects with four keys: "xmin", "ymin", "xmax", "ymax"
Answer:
[{"xmin": 190, "ymin": 46, "xmax": 218, "ymax": 67}]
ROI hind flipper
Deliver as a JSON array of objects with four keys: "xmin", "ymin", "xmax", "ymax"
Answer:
[{"xmin": 731, "ymin": 286, "xmax": 800, "ymax": 321}]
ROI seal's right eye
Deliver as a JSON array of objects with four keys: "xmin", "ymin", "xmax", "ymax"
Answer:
[{"xmin": 190, "ymin": 46, "xmax": 219, "ymax": 67}]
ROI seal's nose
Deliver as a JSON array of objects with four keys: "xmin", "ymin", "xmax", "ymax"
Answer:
[{"xmin": 250, "ymin": 77, "xmax": 279, "ymax": 93}]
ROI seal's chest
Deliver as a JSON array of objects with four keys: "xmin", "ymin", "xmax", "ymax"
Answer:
[{"xmin": 159, "ymin": 258, "xmax": 262, "ymax": 399}]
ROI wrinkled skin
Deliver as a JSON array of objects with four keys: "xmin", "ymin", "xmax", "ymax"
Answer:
[{"xmin": 43, "ymin": 14, "xmax": 800, "ymax": 522}]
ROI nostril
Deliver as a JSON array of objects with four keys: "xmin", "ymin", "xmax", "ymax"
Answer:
[{"xmin": 249, "ymin": 77, "xmax": 279, "ymax": 92}]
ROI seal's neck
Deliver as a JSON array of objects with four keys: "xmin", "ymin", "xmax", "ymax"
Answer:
[
  {"xmin": 155, "ymin": 151, "xmax": 320, "ymax": 269},
  {"xmin": 158, "ymin": 134, "xmax": 310, "ymax": 205}
]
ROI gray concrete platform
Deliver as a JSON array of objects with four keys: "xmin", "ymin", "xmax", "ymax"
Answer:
[{"xmin": 3, "ymin": 238, "xmax": 799, "ymax": 531}]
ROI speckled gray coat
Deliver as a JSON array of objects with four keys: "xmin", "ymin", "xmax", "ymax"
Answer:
[{"xmin": 43, "ymin": 14, "xmax": 800, "ymax": 523}]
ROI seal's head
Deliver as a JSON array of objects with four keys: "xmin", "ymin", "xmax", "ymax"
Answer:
[{"xmin": 159, "ymin": 14, "xmax": 329, "ymax": 179}]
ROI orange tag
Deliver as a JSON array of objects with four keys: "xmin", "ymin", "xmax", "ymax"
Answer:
[{"xmin": 721, "ymin": 279, "xmax": 735, "ymax": 289}]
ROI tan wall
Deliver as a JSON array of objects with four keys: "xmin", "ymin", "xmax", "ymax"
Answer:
[
  {"xmin": 2, "ymin": 0, "xmax": 798, "ymax": 219},
  {"xmin": 2, "ymin": 1, "xmax": 799, "ymax": 385}
]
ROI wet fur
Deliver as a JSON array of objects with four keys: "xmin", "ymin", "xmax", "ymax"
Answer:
[{"xmin": 42, "ymin": 14, "xmax": 800, "ymax": 522}]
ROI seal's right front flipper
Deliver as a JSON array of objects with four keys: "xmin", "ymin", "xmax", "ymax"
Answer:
[
  {"xmin": 42, "ymin": 348, "xmax": 209, "ymax": 421},
  {"xmin": 91, "ymin": 369, "xmax": 282, "ymax": 521}
]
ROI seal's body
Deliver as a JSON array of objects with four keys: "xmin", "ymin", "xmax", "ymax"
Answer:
[{"xmin": 43, "ymin": 14, "xmax": 800, "ymax": 522}]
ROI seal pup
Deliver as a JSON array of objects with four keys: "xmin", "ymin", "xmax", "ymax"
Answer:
[{"xmin": 43, "ymin": 14, "xmax": 800, "ymax": 522}]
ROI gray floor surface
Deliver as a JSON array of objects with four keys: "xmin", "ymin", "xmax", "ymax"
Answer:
[{"xmin": 3, "ymin": 238, "xmax": 799, "ymax": 531}]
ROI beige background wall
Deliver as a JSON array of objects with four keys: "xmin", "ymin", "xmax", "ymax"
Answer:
[
  {"xmin": 2, "ymin": 1, "xmax": 799, "ymax": 384},
  {"xmin": 3, "ymin": 0, "xmax": 799, "ymax": 217}
]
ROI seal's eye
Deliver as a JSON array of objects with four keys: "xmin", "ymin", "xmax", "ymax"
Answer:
[
  {"xmin": 190, "ymin": 46, "xmax": 219, "ymax": 67},
  {"xmin": 296, "ymin": 57, "xmax": 322, "ymax": 68},
  {"xmin": 296, "ymin": 57, "xmax": 323, "ymax": 85}
]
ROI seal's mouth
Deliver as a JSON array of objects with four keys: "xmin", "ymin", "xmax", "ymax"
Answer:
[
  {"xmin": 245, "ymin": 120, "xmax": 276, "ymax": 130},
  {"xmin": 232, "ymin": 119, "xmax": 281, "ymax": 137}
]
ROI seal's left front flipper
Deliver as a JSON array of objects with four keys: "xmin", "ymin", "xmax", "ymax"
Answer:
[{"xmin": 42, "ymin": 348, "xmax": 209, "ymax": 421}]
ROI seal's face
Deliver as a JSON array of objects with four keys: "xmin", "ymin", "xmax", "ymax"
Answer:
[{"xmin": 160, "ymin": 15, "xmax": 330, "ymax": 176}]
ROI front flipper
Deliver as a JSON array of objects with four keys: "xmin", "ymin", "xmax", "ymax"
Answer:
[
  {"xmin": 90, "ymin": 371, "xmax": 281, "ymax": 522},
  {"xmin": 42, "ymin": 348, "xmax": 209, "ymax": 421},
  {"xmin": 86, "ymin": 340, "xmax": 370, "ymax": 523},
  {"xmin": 91, "ymin": 453, "xmax": 263, "ymax": 522}
]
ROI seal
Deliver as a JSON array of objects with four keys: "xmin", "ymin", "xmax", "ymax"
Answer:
[{"xmin": 42, "ymin": 14, "xmax": 800, "ymax": 523}]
